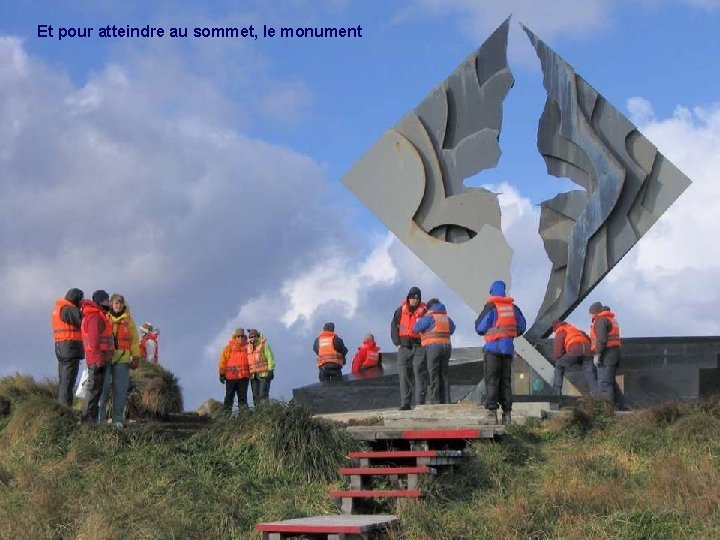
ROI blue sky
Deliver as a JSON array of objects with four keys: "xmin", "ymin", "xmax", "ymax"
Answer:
[{"xmin": 2, "ymin": 0, "xmax": 720, "ymax": 408}]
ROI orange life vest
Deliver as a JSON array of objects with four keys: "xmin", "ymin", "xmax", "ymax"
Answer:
[
  {"xmin": 590, "ymin": 311, "xmax": 621, "ymax": 352},
  {"xmin": 561, "ymin": 323, "xmax": 591, "ymax": 353},
  {"xmin": 81, "ymin": 306, "xmax": 115, "ymax": 355},
  {"xmin": 224, "ymin": 338, "xmax": 250, "ymax": 379},
  {"xmin": 140, "ymin": 333, "xmax": 159, "ymax": 361},
  {"xmin": 247, "ymin": 337, "xmax": 269, "ymax": 374},
  {"xmin": 113, "ymin": 317, "xmax": 133, "ymax": 351},
  {"xmin": 51, "ymin": 298, "xmax": 82, "ymax": 342},
  {"xmin": 317, "ymin": 331, "xmax": 344, "ymax": 368},
  {"xmin": 398, "ymin": 301, "xmax": 427, "ymax": 339},
  {"xmin": 363, "ymin": 347, "xmax": 380, "ymax": 369},
  {"xmin": 420, "ymin": 312, "xmax": 451, "ymax": 347},
  {"xmin": 484, "ymin": 296, "xmax": 518, "ymax": 342}
]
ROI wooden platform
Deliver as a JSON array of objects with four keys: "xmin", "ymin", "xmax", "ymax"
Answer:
[
  {"xmin": 346, "ymin": 425, "xmax": 501, "ymax": 441},
  {"xmin": 256, "ymin": 514, "xmax": 397, "ymax": 539},
  {"xmin": 315, "ymin": 401, "xmax": 552, "ymax": 427}
]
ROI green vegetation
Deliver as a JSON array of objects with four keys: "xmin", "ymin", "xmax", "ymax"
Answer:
[
  {"xmin": 396, "ymin": 397, "xmax": 720, "ymax": 539},
  {"xmin": 2, "ymin": 376, "xmax": 720, "ymax": 539},
  {"xmin": 124, "ymin": 361, "xmax": 184, "ymax": 419},
  {"xmin": 0, "ymin": 374, "xmax": 359, "ymax": 539}
]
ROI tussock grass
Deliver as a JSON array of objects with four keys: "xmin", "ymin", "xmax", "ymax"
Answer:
[
  {"xmin": 125, "ymin": 361, "xmax": 183, "ymax": 419},
  {"xmin": 0, "ymin": 395, "xmax": 11, "ymax": 417},
  {"xmin": 397, "ymin": 397, "xmax": 720, "ymax": 539},
  {"xmin": 548, "ymin": 394, "xmax": 616, "ymax": 435},
  {"xmin": 0, "ymin": 373, "xmax": 56, "ymax": 406},
  {"xmin": 210, "ymin": 400, "xmax": 360, "ymax": 483},
  {"xmin": 0, "ymin": 396, "xmax": 76, "ymax": 459},
  {"xmin": 3, "ymin": 377, "xmax": 720, "ymax": 539},
  {"xmin": 0, "ymin": 382, "xmax": 357, "ymax": 539}
]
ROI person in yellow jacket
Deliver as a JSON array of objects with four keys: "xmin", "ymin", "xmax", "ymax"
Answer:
[
  {"xmin": 98, "ymin": 293, "xmax": 140, "ymax": 427},
  {"xmin": 246, "ymin": 328, "xmax": 275, "ymax": 405}
]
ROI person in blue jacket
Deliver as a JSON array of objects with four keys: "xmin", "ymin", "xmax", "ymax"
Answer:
[
  {"xmin": 475, "ymin": 280, "xmax": 526, "ymax": 426},
  {"xmin": 414, "ymin": 299, "xmax": 456, "ymax": 404}
]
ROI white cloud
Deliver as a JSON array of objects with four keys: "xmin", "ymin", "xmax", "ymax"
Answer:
[
  {"xmin": 627, "ymin": 96, "xmax": 656, "ymax": 126},
  {"xmin": 0, "ymin": 36, "xmax": 334, "ymax": 407},
  {"xmin": 280, "ymin": 233, "xmax": 397, "ymax": 327},
  {"xmin": 400, "ymin": 0, "xmax": 617, "ymax": 64},
  {"xmin": 572, "ymin": 100, "xmax": 720, "ymax": 336}
]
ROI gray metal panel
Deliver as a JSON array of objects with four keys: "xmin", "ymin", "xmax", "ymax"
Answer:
[
  {"xmin": 342, "ymin": 19, "xmax": 515, "ymax": 313},
  {"xmin": 523, "ymin": 24, "xmax": 692, "ymax": 340}
]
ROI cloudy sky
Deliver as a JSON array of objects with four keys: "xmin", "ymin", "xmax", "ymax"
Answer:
[{"xmin": 2, "ymin": 0, "xmax": 719, "ymax": 408}]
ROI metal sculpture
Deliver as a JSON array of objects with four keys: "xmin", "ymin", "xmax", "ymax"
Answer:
[
  {"xmin": 523, "ymin": 25, "xmax": 692, "ymax": 340},
  {"xmin": 342, "ymin": 18, "xmax": 692, "ymax": 382}
]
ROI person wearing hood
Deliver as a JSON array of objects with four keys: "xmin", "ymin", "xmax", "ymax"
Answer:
[
  {"xmin": 79, "ymin": 290, "xmax": 115, "ymax": 423},
  {"xmin": 414, "ymin": 298, "xmax": 456, "ymax": 404},
  {"xmin": 551, "ymin": 319, "xmax": 597, "ymax": 400},
  {"xmin": 589, "ymin": 302, "xmax": 627, "ymax": 410},
  {"xmin": 475, "ymin": 280, "xmax": 526, "ymax": 425},
  {"xmin": 218, "ymin": 328, "xmax": 250, "ymax": 412},
  {"xmin": 98, "ymin": 294, "xmax": 140, "ymax": 427},
  {"xmin": 313, "ymin": 322, "xmax": 349, "ymax": 382},
  {"xmin": 351, "ymin": 333, "xmax": 382, "ymax": 376},
  {"xmin": 139, "ymin": 322, "xmax": 160, "ymax": 365},
  {"xmin": 51, "ymin": 288, "xmax": 85, "ymax": 407},
  {"xmin": 390, "ymin": 286, "xmax": 428, "ymax": 410},
  {"xmin": 246, "ymin": 329, "xmax": 275, "ymax": 405}
]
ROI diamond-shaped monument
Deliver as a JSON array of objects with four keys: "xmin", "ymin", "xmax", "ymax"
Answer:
[{"xmin": 342, "ymin": 18, "xmax": 692, "ymax": 381}]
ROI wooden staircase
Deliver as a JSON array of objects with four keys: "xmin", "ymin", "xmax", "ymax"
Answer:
[{"xmin": 256, "ymin": 424, "xmax": 501, "ymax": 539}]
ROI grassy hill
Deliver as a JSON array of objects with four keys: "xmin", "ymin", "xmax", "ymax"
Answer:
[{"xmin": 2, "ymin": 373, "xmax": 720, "ymax": 539}]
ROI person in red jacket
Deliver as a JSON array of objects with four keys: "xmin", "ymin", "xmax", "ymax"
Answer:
[
  {"xmin": 551, "ymin": 319, "xmax": 597, "ymax": 399},
  {"xmin": 79, "ymin": 290, "xmax": 114, "ymax": 423},
  {"xmin": 139, "ymin": 322, "xmax": 160, "ymax": 365},
  {"xmin": 351, "ymin": 333, "xmax": 382, "ymax": 376}
]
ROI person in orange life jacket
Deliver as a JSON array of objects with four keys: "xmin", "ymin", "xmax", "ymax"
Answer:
[
  {"xmin": 51, "ymin": 288, "xmax": 85, "ymax": 407},
  {"xmin": 351, "ymin": 333, "xmax": 382, "ymax": 376},
  {"xmin": 313, "ymin": 322, "xmax": 349, "ymax": 382},
  {"xmin": 414, "ymin": 299, "xmax": 456, "ymax": 404},
  {"xmin": 218, "ymin": 328, "xmax": 251, "ymax": 412},
  {"xmin": 79, "ymin": 290, "xmax": 115, "ymax": 424},
  {"xmin": 589, "ymin": 302, "xmax": 627, "ymax": 410},
  {"xmin": 475, "ymin": 280, "xmax": 526, "ymax": 426},
  {"xmin": 247, "ymin": 329, "xmax": 275, "ymax": 405},
  {"xmin": 551, "ymin": 320, "xmax": 598, "ymax": 398},
  {"xmin": 390, "ymin": 286, "xmax": 428, "ymax": 410},
  {"xmin": 139, "ymin": 322, "xmax": 160, "ymax": 365},
  {"xmin": 98, "ymin": 294, "xmax": 140, "ymax": 427}
]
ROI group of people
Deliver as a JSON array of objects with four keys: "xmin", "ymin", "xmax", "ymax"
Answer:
[
  {"xmin": 389, "ymin": 280, "xmax": 524, "ymax": 425},
  {"xmin": 51, "ymin": 288, "xmax": 160, "ymax": 427},
  {"xmin": 551, "ymin": 301, "xmax": 626, "ymax": 410},
  {"xmin": 54, "ymin": 279, "xmax": 625, "ymax": 425},
  {"xmin": 218, "ymin": 328, "xmax": 275, "ymax": 412},
  {"xmin": 391, "ymin": 287, "xmax": 457, "ymax": 409},
  {"xmin": 385, "ymin": 279, "xmax": 625, "ymax": 426},
  {"xmin": 313, "ymin": 322, "xmax": 383, "ymax": 381}
]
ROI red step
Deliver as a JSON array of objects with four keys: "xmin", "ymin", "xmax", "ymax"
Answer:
[
  {"xmin": 330, "ymin": 489, "xmax": 423, "ymax": 499},
  {"xmin": 348, "ymin": 449, "xmax": 462, "ymax": 459},
  {"xmin": 339, "ymin": 466, "xmax": 433, "ymax": 476}
]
